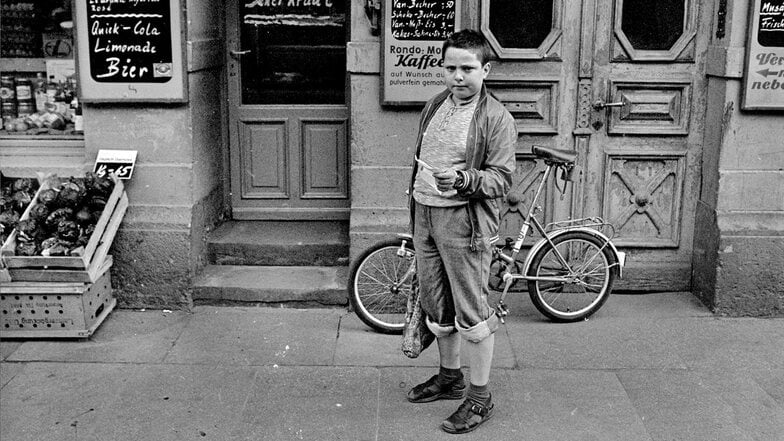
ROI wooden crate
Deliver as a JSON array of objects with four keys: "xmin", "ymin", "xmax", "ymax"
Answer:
[
  {"xmin": 1, "ymin": 177, "xmax": 45, "ymax": 283},
  {"xmin": 1, "ymin": 176, "xmax": 127, "ymax": 283},
  {"xmin": 0, "ymin": 264, "xmax": 116, "ymax": 339}
]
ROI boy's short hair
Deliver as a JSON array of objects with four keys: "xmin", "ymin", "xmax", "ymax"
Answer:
[{"xmin": 442, "ymin": 29, "xmax": 494, "ymax": 65}]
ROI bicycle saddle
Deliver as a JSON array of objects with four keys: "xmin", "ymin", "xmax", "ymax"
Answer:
[{"xmin": 532, "ymin": 145, "xmax": 576, "ymax": 164}]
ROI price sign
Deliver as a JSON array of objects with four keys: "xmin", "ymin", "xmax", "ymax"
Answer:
[{"xmin": 93, "ymin": 150, "xmax": 138, "ymax": 180}]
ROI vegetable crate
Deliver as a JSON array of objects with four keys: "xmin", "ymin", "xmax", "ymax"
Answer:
[
  {"xmin": 0, "ymin": 264, "xmax": 116, "ymax": 339},
  {"xmin": 1, "ymin": 176, "xmax": 127, "ymax": 283}
]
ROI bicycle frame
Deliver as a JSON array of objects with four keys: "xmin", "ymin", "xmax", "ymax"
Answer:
[{"xmin": 493, "ymin": 161, "xmax": 625, "ymax": 321}]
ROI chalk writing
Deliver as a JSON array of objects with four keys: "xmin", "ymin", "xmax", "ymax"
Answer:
[
  {"xmin": 85, "ymin": 0, "xmax": 173, "ymax": 82},
  {"xmin": 390, "ymin": 0, "xmax": 456, "ymax": 41},
  {"xmin": 759, "ymin": 0, "xmax": 784, "ymax": 46}
]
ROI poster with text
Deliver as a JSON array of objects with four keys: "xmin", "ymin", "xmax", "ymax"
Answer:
[
  {"xmin": 382, "ymin": 0, "xmax": 460, "ymax": 105},
  {"xmin": 743, "ymin": 0, "xmax": 784, "ymax": 110}
]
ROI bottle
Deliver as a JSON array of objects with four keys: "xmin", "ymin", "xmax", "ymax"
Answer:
[
  {"xmin": 15, "ymin": 78, "xmax": 34, "ymax": 118},
  {"xmin": 54, "ymin": 81, "xmax": 68, "ymax": 114},
  {"xmin": 72, "ymin": 97, "xmax": 83, "ymax": 134},
  {"xmin": 46, "ymin": 75, "xmax": 57, "ymax": 104},
  {"xmin": 34, "ymin": 72, "xmax": 47, "ymax": 112}
]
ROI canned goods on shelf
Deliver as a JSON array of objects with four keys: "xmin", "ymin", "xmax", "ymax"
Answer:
[
  {"xmin": 15, "ymin": 78, "xmax": 33, "ymax": 101},
  {"xmin": 0, "ymin": 76, "xmax": 15, "ymax": 102},
  {"xmin": 17, "ymin": 101, "xmax": 35, "ymax": 117},
  {"xmin": 1, "ymin": 101, "xmax": 17, "ymax": 119}
]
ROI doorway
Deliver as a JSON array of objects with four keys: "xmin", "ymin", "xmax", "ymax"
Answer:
[
  {"xmin": 227, "ymin": 0, "xmax": 349, "ymax": 220},
  {"xmin": 469, "ymin": 0, "xmax": 707, "ymax": 290}
]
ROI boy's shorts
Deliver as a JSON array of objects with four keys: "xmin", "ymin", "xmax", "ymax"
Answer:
[{"xmin": 413, "ymin": 201, "xmax": 499, "ymax": 342}]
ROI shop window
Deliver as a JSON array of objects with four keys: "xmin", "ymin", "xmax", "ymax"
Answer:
[
  {"xmin": 0, "ymin": 0, "xmax": 82, "ymax": 138},
  {"xmin": 620, "ymin": 0, "xmax": 684, "ymax": 51},
  {"xmin": 240, "ymin": 0, "xmax": 346, "ymax": 105}
]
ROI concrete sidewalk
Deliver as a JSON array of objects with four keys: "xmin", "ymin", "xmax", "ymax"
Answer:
[{"xmin": 1, "ymin": 292, "xmax": 782, "ymax": 440}]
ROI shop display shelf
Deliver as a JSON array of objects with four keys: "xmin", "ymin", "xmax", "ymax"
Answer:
[
  {"xmin": 0, "ymin": 264, "xmax": 116, "ymax": 339},
  {"xmin": 1, "ymin": 175, "xmax": 127, "ymax": 283}
]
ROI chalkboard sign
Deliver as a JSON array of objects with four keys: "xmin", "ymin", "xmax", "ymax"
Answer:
[
  {"xmin": 758, "ymin": 0, "xmax": 784, "ymax": 47},
  {"xmin": 75, "ymin": 0, "xmax": 186, "ymax": 102},
  {"xmin": 382, "ymin": 0, "xmax": 461, "ymax": 105},
  {"xmin": 743, "ymin": 0, "xmax": 784, "ymax": 110},
  {"xmin": 390, "ymin": 0, "xmax": 458, "ymax": 41}
]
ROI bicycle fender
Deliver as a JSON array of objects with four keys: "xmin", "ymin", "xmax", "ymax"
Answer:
[{"xmin": 521, "ymin": 227, "xmax": 625, "ymax": 278}]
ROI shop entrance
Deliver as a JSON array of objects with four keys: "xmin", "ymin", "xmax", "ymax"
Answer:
[
  {"xmin": 474, "ymin": 0, "xmax": 707, "ymax": 290},
  {"xmin": 226, "ymin": 0, "xmax": 349, "ymax": 220}
]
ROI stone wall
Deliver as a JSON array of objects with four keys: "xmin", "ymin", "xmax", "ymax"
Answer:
[{"xmin": 693, "ymin": 0, "xmax": 784, "ymax": 316}]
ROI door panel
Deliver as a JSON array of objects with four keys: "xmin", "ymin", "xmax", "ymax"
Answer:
[
  {"xmin": 473, "ymin": 0, "xmax": 582, "ymax": 243},
  {"xmin": 474, "ymin": 0, "xmax": 707, "ymax": 290},
  {"xmin": 585, "ymin": 0, "xmax": 705, "ymax": 290},
  {"xmin": 228, "ymin": 0, "xmax": 349, "ymax": 220}
]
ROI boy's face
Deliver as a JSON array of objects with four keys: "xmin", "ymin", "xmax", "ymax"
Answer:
[{"xmin": 443, "ymin": 47, "xmax": 490, "ymax": 101}]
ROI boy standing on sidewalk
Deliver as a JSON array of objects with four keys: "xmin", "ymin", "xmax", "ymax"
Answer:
[{"xmin": 406, "ymin": 29, "xmax": 517, "ymax": 434}]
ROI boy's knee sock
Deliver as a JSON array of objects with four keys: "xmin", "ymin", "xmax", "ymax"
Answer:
[
  {"xmin": 467, "ymin": 382, "xmax": 490, "ymax": 405},
  {"xmin": 437, "ymin": 366, "xmax": 463, "ymax": 387}
]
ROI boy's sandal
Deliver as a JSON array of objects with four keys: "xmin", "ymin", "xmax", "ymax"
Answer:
[
  {"xmin": 407, "ymin": 375, "xmax": 466, "ymax": 403},
  {"xmin": 441, "ymin": 398, "xmax": 494, "ymax": 434}
]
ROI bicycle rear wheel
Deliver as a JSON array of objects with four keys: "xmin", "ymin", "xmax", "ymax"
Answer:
[
  {"xmin": 527, "ymin": 231, "xmax": 617, "ymax": 322},
  {"xmin": 348, "ymin": 238, "xmax": 414, "ymax": 333}
]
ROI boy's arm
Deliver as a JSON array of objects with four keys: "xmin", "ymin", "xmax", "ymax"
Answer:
[{"xmin": 455, "ymin": 110, "xmax": 517, "ymax": 199}]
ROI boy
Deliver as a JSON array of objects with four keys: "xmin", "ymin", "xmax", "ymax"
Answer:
[{"xmin": 407, "ymin": 29, "xmax": 517, "ymax": 434}]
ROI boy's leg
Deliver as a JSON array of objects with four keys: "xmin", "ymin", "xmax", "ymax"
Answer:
[
  {"xmin": 464, "ymin": 333, "xmax": 494, "ymax": 389},
  {"xmin": 409, "ymin": 203, "xmax": 466, "ymax": 403},
  {"xmin": 431, "ymin": 208, "xmax": 497, "ymax": 433},
  {"xmin": 438, "ymin": 331, "xmax": 461, "ymax": 369}
]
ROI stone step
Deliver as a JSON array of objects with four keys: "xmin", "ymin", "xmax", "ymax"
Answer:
[
  {"xmin": 207, "ymin": 220, "xmax": 349, "ymax": 266},
  {"xmin": 192, "ymin": 265, "xmax": 349, "ymax": 306}
]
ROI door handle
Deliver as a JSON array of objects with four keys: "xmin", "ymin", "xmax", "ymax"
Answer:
[
  {"xmin": 230, "ymin": 49, "xmax": 251, "ymax": 58},
  {"xmin": 592, "ymin": 99, "xmax": 627, "ymax": 110}
]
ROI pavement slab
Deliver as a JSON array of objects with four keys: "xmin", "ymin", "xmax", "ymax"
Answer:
[
  {"xmin": 376, "ymin": 367, "xmax": 651, "ymax": 441},
  {"xmin": 666, "ymin": 318, "xmax": 784, "ymax": 371},
  {"xmin": 617, "ymin": 369, "xmax": 763, "ymax": 441},
  {"xmin": 164, "ymin": 307, "xmax": 343, "ymax": 366},
  {"xmin": 504, "ymin": 316, "xmax": 689, "ymax": 370},
  {"xmin": 0, "ymin": 362, "xmax": 258, "ymax": 441},
  {"xmin": 237, "ymin": 366, "xmax": 380, "ymax": 441},
  {"xmin": 4, "ymin": 309, "xmax": 190, "ymax": 364},
  {"xmin": 0, "ymin": 361, "xmax": 24, "ymax": 388},
  {"xmin": 750, "ymin": 368, "xmax": 784, "ymax": 407}
]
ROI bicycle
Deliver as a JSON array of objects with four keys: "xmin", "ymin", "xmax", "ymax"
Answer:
[{"xmin": 347, "ymin": 145, "xmax": 626, "ymax": 334}]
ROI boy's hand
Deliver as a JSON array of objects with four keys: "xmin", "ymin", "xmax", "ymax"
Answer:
[{"xmin": 433, "ymin": 169, "xmax": 458, "ymax": 192}]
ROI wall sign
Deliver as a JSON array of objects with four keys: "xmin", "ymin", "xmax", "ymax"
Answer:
[
  {"xmin": 93, "ymin": 150, "xmax": 138, "ymax": 180},
  {"xmin": 382, "ymin": 0, "xmax": 461, "ymax": 106},
  {"xmin": 75, "ymin": 0, "xmax": 186, "ymax": 102},
  {"xmin": 743, "ymin": 0, "xmax": 784, "ymax": 110}
]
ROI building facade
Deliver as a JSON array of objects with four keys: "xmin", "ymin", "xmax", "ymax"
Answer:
[{"xmin": 1, "ymin": 0, "xmax": 782, "ymax": 314}]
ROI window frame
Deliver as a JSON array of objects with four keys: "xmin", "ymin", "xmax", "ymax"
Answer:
[
  {"xmin": 479, "ymin": 0, "xmax": 564, "ymax": 60},
  {"xmin": 613, "ymin": 0, "xmax": 697, "ymax": 61}
]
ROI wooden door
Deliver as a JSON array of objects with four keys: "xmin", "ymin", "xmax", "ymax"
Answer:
[
  {"xmin": 227, "ymin": 0, "xmax": 349, "ymax": 220},
  {"xmin": 470, "ymin": 0, "xmax": 708, "ymax": 291}
]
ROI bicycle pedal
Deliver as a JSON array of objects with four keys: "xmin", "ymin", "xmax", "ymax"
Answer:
[{"xmin": 496, "ymin": 302, "xmax": 509, "ymax": 321}]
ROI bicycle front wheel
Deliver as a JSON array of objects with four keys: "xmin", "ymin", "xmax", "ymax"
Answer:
[
  {"xmin": 347, "ymin": 238, "xmax": 415, "ymax": 334},
  {"xmin": 527, "ymin": 231, "xmax": 617, "ymax": 322}
]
